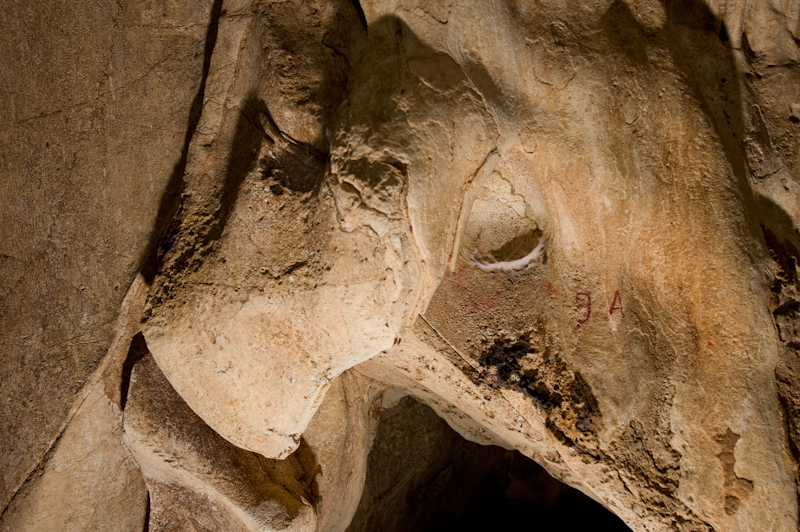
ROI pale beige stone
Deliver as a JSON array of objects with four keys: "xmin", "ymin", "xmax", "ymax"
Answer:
[
  {"xmin": 123, "ymin": 347, "xmax": 384, "ymax": 532},
  {"xmin": 2, "ymin": 0, "xmax": 800, "ymax": 530},
  {"xmin": 303, "ymin": 371, "xmax": 383, "ymax": 532},
  {"xmin": 124, "ymin": 353, "xmax": 318, "ymax": 531}
]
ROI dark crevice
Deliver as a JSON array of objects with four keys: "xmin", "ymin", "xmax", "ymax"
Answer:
[
  {"xmin": 120, "ymin": 333, "xmax": 149, "ymax": 411},
  {"xmin": 778, "ymin": 393, "xmax": 800, "ymax": 463},
  {"xmin": 718, "ymin": 21, "xmax": 729, "ymax": 43},
  {"xmin": 142, "ymin": 489, "xmax": 151, "ymax": 532},
  {"xmin": 140, "ymin": 0, "xmax": 223, "ymax": 284},
  {"xmin": 775, "ymin": 300, "xmax": 800, "ymax": 316},
  {"xmin": 350, "ymin": 0, "xmax": 368, "ymax": 31}
]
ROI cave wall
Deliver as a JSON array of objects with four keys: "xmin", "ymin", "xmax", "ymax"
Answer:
[
  {"xmin": 0, "ymin": 0, "xmax": 214, "ymax": 517},
  {"xmin": 1, "ymin": 0, "xmax": 800, "ymax": 531}
]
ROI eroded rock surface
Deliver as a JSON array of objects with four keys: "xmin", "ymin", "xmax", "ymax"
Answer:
[
  {"xmin": 123, "ymin": 341, "xmax": 384, "ymax": 532},
  {"xmin": 3, "ymin": 0, "xmax": 800, "ymax": 530},
  {"xmin": 0, "ymin": 0, "xmax": 214, "ymax": 512}
]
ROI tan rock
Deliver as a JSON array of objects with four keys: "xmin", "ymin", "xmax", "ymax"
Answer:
[
  {"xmin": 142, "ymin": 0, "xmax": 503, "ymax": 459},
  {"xmin": 124, "ymin": 352, "xmax": 318, "ymax": 531},
  {"xmin": 0, "ymin": 383, "xmax": 148, "ymax": 532},
  {"xmin": 0, "ymin": 276, "xmax": 151, "ymax": 531},
  {"xmin": 2, "ymin": 0, "xmax": 800, "ymax": 530},
  {"xmin": 123, "ymin": 345, "xmax": 383, "ymax": 532},
  {"xmin": 0, "ymin": 0, "xmax": 213, "ymax": 510}
]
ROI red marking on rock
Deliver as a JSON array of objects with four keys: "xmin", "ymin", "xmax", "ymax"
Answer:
[
  {"xmin": 609, "ymin": 290, "xmax": 624, "ymax": 319},
  {"xmin": 540, "ymin": 281, "xmax": 559, "ymax": 296},
  {"xmin": 575, "ymin": 291, "xmax": 592, "ymax": 324}
]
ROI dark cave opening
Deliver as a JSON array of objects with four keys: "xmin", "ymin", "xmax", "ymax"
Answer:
[{"xmin": 347, "ymin": 395, "xmax": 630, "ymax": 532}]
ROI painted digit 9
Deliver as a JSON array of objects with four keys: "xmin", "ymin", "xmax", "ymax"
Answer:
[{"xmin": 575, "ymin": 291, "xmax": 591, "ymax": 324}]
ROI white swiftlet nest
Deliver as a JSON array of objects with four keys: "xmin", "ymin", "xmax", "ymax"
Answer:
[{"xmin": 471, "ymin": 236, "xmax": 547, "ymax": 273}]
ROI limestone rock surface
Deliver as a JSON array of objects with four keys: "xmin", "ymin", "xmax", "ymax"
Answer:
[
  {"xmin": 0, "ymin": 0, "xmax": 213, "ymax": 512},
  {"xmin": 2, "ymin": 0, "xmax": 800, "ymax": 531}
]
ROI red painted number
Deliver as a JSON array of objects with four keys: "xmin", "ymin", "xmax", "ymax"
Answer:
[
  {"xmin": 574, "ymin": 290, "xmax": 624, "ymax": 323},
  {"xmin": 575, "ymin": 292, "xmax": 591, "ymax": 324}
]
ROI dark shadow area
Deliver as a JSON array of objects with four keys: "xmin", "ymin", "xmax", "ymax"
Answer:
[
  {"xmin": 119, "ymin": 332, "xmax": 149, "ymax": 411},
  {"xmin": 145, "ymin": 93, "xmax": 266, "ymax": 297},
  {"xmin": 656, "ymin": 0, "xmax": 782, "ymax": 264},
  {"xmin": 249, "ymin": 98, "xmax": 328, "ymax": 195},
  {"xmin": 347, "ymin": 395, "xmax": 630, "ymax": 532},
  {"xmin": 141, "ymin": 0, "xmax": 364, "ymax": 297}
]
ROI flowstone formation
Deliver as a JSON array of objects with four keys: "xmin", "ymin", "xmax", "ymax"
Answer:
[{"xmin": 2, "ymin": 0, "xmax": 800, "ymax": 530}]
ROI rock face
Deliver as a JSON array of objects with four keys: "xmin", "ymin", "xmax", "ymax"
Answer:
[
  {"xmin": 2, "ymin": 0, "xmax": 800, "ymax": 531},
  {"xmin": 0, "ymin": 0, "xmax": 213, "ymax": 513}
]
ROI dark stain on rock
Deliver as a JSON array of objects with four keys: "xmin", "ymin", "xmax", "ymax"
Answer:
[
  {"xmin": 478, "ymin": 331, "xmax": 603, "ymax": 448},
  {"xmin": 607, "ymin": 419, "xmax": 682, "ymax": 502}
]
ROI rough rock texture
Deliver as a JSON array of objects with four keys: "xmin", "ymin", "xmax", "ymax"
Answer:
[
  {"xmin": 3, "ymin": 0, "xmax": 800, "ymax": 530},
  {"xmin": 0, "ymin": 276, "xmax": 151, "ymax": 532},
  {"xmin": 124, "ymin": 352, "xmax": 318, "ymax": 531},
  {"xmin": 0, "ymin": 382, "xmax": 148, "ymax": 532},
  {"xmin": 0, "ymin": 0, "xmax": 213, "ymax": 512},
  {"xmin": 123, "ymin": 343, "xmax": 383, "ymax": 532}
]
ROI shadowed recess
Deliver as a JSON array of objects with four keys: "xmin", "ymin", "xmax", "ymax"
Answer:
[{"xmin": 347, "ymin": 395, "xmax": 630, "ymax": 532}]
